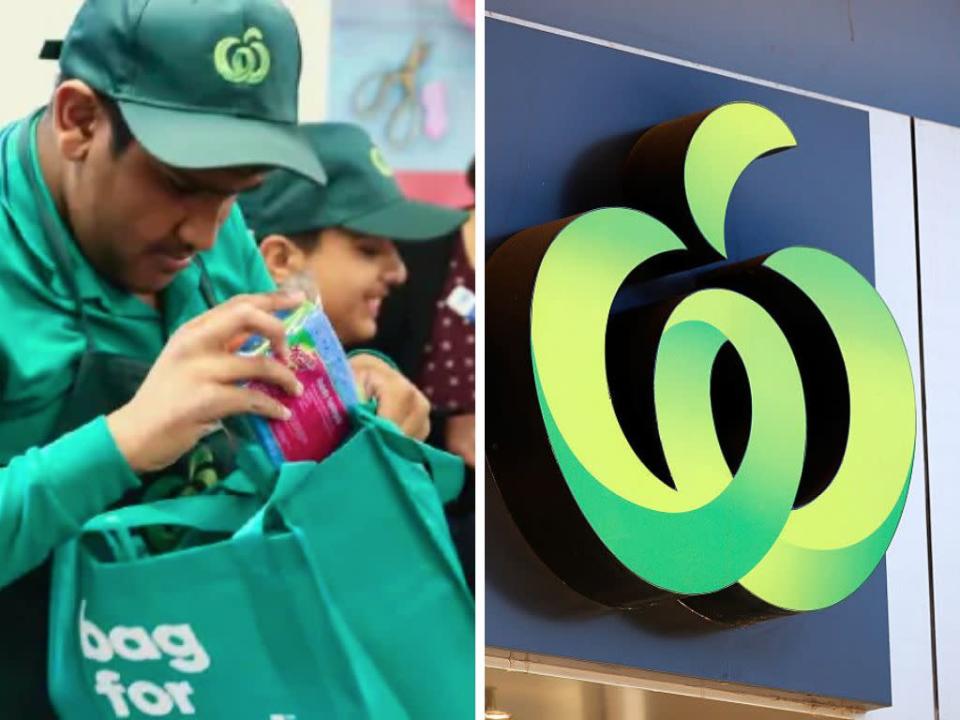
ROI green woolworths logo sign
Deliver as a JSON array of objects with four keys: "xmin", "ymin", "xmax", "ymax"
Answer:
[{"xmin": 486, "ymin": 102, "xmax": 916, "ymax": 623}]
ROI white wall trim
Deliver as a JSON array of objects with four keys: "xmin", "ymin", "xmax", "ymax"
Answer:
[{"xmin": 867, "ymin": 110, "xmax": 937, "ymax": 720}]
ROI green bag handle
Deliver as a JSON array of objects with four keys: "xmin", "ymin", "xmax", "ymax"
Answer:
[
  {"xmin": 352, "ymin": 403, "xmax": 465, "ymax": 504},
  {"xmin": 82, "ymin": 493, "xmax": 260, "ymax": 537},
  {"xmin": 235, "ymin": 402, "xmax": 465, "ymax": 504},
  {"xmin": 80, "ymin": 407, "xmax": 463, "ymax": 561}
]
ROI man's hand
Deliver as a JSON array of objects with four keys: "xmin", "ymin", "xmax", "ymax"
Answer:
[
  {"xmin": 444, "ymin": 413, "xmax": 475, "ymax": 468},
  {"xmin": 108, "ymin": 292, "xmax": 305, "ymax": 473},
  {"xmin": 350, "ymin": 354, "xmax": 430, "ymax": 441}
]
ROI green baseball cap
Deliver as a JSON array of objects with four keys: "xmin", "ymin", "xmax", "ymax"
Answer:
[
  {"xmin": 52, "ymin": 0, "xmax": 325, "ymax": 183},
  {"xmin": 239, "ymin": 123, "xmax": 467, "ymax": 242}
]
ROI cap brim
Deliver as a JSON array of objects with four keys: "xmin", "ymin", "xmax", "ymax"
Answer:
[
  {"xmin": 118, "ymin": 101, "xmax": 327, "ymax": 185},
  {"xmin": 343, "ymin": 199, "xmax": 468, "ymax": 242}
]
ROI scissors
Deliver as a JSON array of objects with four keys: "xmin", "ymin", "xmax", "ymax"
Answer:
[{"xmin": 352, "ymin": 40, "xmax": 430, "ymax": 149}]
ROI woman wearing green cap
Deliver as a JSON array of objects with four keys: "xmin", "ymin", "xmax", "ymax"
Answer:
[{"xmin": 0, "ymin": 2, "xmax": 430, "ymax": 716}]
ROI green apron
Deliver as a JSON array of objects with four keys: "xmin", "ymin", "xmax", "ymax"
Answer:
[{"xmin": 0, "ymin": 113, "xmax": 232, "ymax": 718}]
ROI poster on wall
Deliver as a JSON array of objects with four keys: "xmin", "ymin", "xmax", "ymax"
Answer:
[{"xmin": 329, "ymin": 0, "xmax": 475, "ymax": 207}]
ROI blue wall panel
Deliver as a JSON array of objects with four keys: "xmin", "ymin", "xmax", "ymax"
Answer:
[{"xmin": 487, "ymin": 0, "xmax": 960, "ymax": 127}]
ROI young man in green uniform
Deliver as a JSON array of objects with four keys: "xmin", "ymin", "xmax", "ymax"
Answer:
[
  {"xmin": 0, "ymin": 1, "xmax": 430, "ymax": 715},
  {"xmin": 239, "ymin": 123, "xmax": 475, "ymax": 587},
  {"xmin": 240, "ymin": 123, "xmax": 468, "ymax": 346}
]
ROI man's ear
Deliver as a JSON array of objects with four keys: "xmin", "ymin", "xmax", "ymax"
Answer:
[
  {"xmin": 51, "ymin": 81, "xmax": 106, "ymax": 162},
  {"xmin": 259, "ymin": 234, "xmax": 307, "ymax": 285}
]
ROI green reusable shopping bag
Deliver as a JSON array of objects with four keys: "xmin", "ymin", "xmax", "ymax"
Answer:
[
  {"xmin": 48, "ymin": 409, "xmax": 474, "ymax": 719},
  {"xmin": 261, "ymin": 408, "xmax": 475, "ymax": 718}
]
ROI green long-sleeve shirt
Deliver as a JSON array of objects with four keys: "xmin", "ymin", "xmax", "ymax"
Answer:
[
  {"xmin": 0, "ymin": 116, "xmax": 276, "ymax": 585},
  {"xmin": 0, "ymin": 114, "xmax": 277, "ymax": 713},
  {"xmin": 1, "ymin": 114, "xmax": 283, "ymax": 575}
]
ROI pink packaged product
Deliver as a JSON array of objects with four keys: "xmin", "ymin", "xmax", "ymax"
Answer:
[{"xmin": 240, "ymin": 302, "xmax": 360, "ymax": 466}]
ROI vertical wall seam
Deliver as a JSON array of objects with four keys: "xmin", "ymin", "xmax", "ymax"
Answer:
[{"xmin": 910, "ymin": 115, "xmax": 941, "ymax": 720}]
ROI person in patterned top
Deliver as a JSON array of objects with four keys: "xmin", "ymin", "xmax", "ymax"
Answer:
[{"xmin": 366, "ymin": 160, "xmax": 477, "ymax": 590}]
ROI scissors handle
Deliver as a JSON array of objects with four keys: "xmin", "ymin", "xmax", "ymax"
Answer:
[
  {"xmin": 385, "ymin": 94, "xmax": 422, "ymax": 149},
  {"xmin": 352, "ymin": 71, "xmax": 396, "ymax": 116}
]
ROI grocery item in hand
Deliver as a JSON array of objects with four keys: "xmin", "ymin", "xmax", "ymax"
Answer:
[{"xmin": 241, "ymin": 302, "xmax": 360, "ymax": 466}]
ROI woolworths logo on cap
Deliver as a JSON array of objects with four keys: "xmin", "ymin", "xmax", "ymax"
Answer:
[
  {"xmin": 370, "ymin": 146, "xmax": 394, "ymax": 177},
  {"xmin": 487, "ymin": 102, "xmax": 916, "ymax": 622},
  {"xmin": 214, "ymin": 27, "xmax": 271, "ymax": 85}
]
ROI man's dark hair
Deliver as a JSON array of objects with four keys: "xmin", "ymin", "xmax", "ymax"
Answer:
[
  {"xmin": 98, "ymin": 93, "xmax": 134, "ymax": 155},
  {"xmin": 54, "ymin": 75, "xmax": 134, "ymax": 155}
]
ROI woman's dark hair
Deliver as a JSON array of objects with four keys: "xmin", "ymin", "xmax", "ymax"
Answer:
[{"xmin": 281, "ymin": 230, "xmax": 323, "ymax": 253}]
